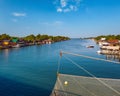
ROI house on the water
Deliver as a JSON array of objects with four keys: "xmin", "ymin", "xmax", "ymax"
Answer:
[{"xmin": 98, "ymin": 39, "xmax": 120, "ymax": 55}]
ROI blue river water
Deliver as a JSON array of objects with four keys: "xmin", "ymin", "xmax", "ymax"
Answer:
[{"xmin": 0, "ymin": 39, "xmax": 120, "ymax": 96}]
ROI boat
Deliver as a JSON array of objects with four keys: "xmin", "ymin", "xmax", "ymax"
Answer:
[
  {"xmin": 18, "ymin": 42, "xmax": 25, "ymax": 47},
  {"xmin": 86, "ymin": 45, "xmax": 94, "ymax": 48},
  {"xmin": 97, "ymin": 50, "xmax": 101, "ymax": 54},
  {"xmin": 12, "ymin": 44, "xmax": 20, "ymax": 48}
]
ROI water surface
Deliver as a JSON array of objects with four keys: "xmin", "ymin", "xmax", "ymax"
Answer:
[{"xmin": 0, "ymin": 39, "xmax": 120, "ymax": 96}]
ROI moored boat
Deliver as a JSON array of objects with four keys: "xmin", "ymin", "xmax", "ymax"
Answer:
[
  {"xmin": 12, "ymin": 44, "xmax": 20, "ymax": 48},
  {"xmin": 86, "ymin": 45, "xmax": 94, "ymax": 48}
]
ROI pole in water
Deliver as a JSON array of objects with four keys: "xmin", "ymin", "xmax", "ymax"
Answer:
[{"xmin": 60, "ymin": 51, "xmax": 62, "ymax": 57}]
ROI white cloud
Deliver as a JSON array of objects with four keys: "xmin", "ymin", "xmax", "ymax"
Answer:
[
  {"xmin": 41, "ymin": 21, "xmax": 63, "ymax": 26},
  {"xmin": 12, "ymin": 12, "xmax": 26, "ymax": 17},
  {"xmin": 54, "ymin": 21, "xmax": 63, "ymax": 25},
  {"xmin": 63, "ymin": 8, "xmax": 70, "ymax": 12},
  {"xmin": 75, "ymin": 0, "xmax": 81, "ymax": 4},
  {"xmin": 70, "ymin": 5, "xmax": 77, "ymax": 11},
  {"xmin": 57, "ymin": 8, "xmax": 63, "ymax": 12},
  {"xmin": 54, "ymin": 0, "xmax": 82, "ymax": 13},
  {"xmin": 61, "ymin": 0, "xmax": 67, "ymax": 8},
  {"xmin": 70, "ymin": 5, "xmax": 74, "ymax": 10}
]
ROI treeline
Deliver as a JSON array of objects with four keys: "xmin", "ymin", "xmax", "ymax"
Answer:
[
  {"xmin": 0, "ymin": 34, "xmax": 70, "ymax": 42},
  {"xmin": 94, "ymin": 35, "xmax": 120, "ymax": 41}
]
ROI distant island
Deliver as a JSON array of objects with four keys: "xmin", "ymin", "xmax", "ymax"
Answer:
[
  {"xmin": 82, "ymin": 34, "xmax": 120, "ymax": 41},
  {"xmin": 0, "ymin": 34, "xmax": 70, "ymax": 49}
]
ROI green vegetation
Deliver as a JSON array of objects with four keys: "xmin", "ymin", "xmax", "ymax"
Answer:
[
  {"xmin": 0, "ymin": 34, "xmax": 70, "ymax": 42},
  {"xmin": 23, "ymin": 34, "xmax": 70, "ymax": 42},
  {"xmin": 94, "ymin": 35, "xmax": 120, "ymax": 41},
  {"xmin": 23, "ymin": 34, "xmax": 36, "ymax": 42},
  {"xmin": 0, "ymin": 34, "xmax": 11, "ymax": 40}
]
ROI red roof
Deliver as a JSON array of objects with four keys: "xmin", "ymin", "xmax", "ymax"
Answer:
[{"xmin": 107, "ymin": 39, "xmax": 119, "ymax": 44}]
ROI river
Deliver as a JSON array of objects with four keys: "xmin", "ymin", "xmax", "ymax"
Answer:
[{"xmin": 0, "ymin": 39, "xmax": 120, "ymax": 96}]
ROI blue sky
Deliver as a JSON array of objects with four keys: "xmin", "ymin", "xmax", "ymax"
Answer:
[{"xmin": 0, "ymin": 0, "xmax": 120, "ymax": 38}]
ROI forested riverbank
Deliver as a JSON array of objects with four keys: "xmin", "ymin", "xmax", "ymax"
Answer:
[{"xmin": 0, "ymin": 34, "xmax": 70, "ymax": 49}]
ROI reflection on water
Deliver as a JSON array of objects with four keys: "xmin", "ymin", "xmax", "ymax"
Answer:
[
  {"xmin": 4, "ymin": 49, "xmax": 9, "ymax": 57},
  {"xmin": 2, "ymin": 49, "xmax": 10, "ymax": 62},
  {"xmin": 106, "ymin": 55, "xmax": 120, "ymax": 62}
]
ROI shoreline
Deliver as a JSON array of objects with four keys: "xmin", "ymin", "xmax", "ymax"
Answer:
[{"xmin": 0, "ymin": 39, "xmax": 70, "ymax": 50}]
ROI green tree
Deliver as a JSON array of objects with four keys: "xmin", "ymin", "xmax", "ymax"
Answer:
[
  {"xmin": 94, "ymin": 34, "xmax": 120, "ymax": 41},
  {"xmin": 24, "ymin": 34, "xmax": 35, "ymax": 42},
  {"xmin": 0, "ymin": 34, "xmax": 11, "ymax": 40},
  {"xmin": 36, "ymin": 34, "xmax": 41, "ymax": 41},
  {"xmin": 116, "ymin": 35, "xmax": 120, "ymax": 40},
  {"xmin": 40, "ymin": 35, "xmax": 49, "ymax": 40}
]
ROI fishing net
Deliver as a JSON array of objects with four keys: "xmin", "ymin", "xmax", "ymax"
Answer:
[
  {"xmin": 51, "ymin": 51, "xmax": 120, "ymax": 96},
  {"xmin": 51, "ymin": 74, "xmax": 120, "ymax": 96}
]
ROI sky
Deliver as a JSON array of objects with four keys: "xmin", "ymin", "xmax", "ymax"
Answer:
[{"xmin": 0, "ymin": 0, "xmax": 120, "ymax": 38}]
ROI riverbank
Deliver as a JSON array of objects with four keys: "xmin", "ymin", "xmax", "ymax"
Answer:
[
  {"xmin": 0, "ymin": 34, "xmax": 70, "ymax": 50},
  {"xmin": 0, "ymin": 39, "xmax": 70, "ymax": 50}
]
